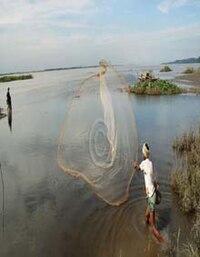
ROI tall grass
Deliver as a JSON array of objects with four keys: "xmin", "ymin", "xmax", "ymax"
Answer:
[
  {"xmin": 163, "ymin": 126, "xmax": 200, "ymax": 257},
  {"xmin": 171, "ymin": 126, "xmax": 200, "ymax": 213}
]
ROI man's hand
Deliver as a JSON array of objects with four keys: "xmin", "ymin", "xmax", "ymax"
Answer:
[{"xmin": 134, "ymin": 161, "xmax": 139, "ymax": 170}]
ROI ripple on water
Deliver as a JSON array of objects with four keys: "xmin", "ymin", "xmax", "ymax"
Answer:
[{"xmin": 69, "ymin": 174, "xmax": 173, "ymax": 257}]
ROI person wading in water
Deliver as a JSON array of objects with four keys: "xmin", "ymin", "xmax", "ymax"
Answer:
[
  {"xmin": 6, "ymin": 87, "xmax": 12, "ymax": 110},
  {"xmin": 134, "ymin": 143, "xmax": 164, "ymax": 243}
]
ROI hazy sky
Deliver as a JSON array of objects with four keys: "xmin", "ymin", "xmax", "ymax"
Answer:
[{"xmin": 1, "ymin": 0, "xmax": 200, "ymax": 73}]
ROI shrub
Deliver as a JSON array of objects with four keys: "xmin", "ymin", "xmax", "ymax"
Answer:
[{"xmin": 160, "ymin": 66, "xmax": 172, "ymax": 72}]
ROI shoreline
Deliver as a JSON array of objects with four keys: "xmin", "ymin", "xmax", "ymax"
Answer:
[{"xmin": 175, "ymin": 73, "xmax": 200, "ymax": 87}]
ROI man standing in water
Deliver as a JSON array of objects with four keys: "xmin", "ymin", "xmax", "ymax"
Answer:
[
  {"xmin": 6, "ymin": 87, "xmax": 12, "ymax": 110},
  {"xmin": 134, "ymin": 143, "xmax": 164, "ymax": 243}
]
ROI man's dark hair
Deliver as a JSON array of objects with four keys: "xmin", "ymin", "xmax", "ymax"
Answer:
[{"xmin": 145, "ymin": 143, "xmax": 149, "ymax": 150}]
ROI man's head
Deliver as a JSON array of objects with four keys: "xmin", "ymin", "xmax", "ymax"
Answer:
[
  {"xmin": 7, "ymin": 87, "xmax": 10, "ymax": 91},
  {"xmin": 142, "ymin": 143, "xmax": 150, "ymax": 159}
]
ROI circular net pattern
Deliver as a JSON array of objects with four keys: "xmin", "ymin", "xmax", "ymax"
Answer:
[{"xmin": 57, "ymin": 61, "xmax": 138, "ymax": 205}]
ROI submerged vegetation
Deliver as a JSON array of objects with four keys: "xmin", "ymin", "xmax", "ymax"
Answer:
[
  {"xmin": 160, "ymin": 65, "xmax": 172, "ymax": 72},
  {"xmin": 0, "ymin": 74, "xmax": 33, "ymax": 83},
  {"xmin": 129, "ymin": 79, "xmax": 182, "ymax": 95}
]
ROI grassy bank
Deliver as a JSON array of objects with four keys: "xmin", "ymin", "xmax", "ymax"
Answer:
[
  {"xmin": 0, "ymin": 74, "xmax": 33, "ymax": 83},
  {"xmin": 171, "ymin": 126, "xmax": 200, "ymax": 213},
  {"xmin": 129, "ymin": 79, "xmax": 182, "ymax": 95},
  {"xmin": 160, "ymin": 65, "xmax": 172, "ymax": 72},
  {"xmin": 162, "ymin": 126, "xmax": 200, "ymax": 257}
]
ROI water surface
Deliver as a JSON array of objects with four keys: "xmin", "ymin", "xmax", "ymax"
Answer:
[{"xmin": 0, "ymin": 65, "xmax": 200, "ymax": 257}]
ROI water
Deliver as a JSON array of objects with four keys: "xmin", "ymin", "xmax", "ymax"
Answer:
[{"xmin": 0, "ymin": 65, "xmax": 200, "ymax": 257}]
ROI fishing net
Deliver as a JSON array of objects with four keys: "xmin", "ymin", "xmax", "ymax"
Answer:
[{"xmin": 57, "ymin": 61, "xmax": 138, "ymax": 206}]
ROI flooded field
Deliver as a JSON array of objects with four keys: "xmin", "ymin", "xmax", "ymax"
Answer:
[{"xmin": 0, "ymin": 64, "xmax": 200, "ymax": 257}]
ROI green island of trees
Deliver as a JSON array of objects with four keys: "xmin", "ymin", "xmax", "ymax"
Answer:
[
  {"xmin": 0, "ymin": 74, "xmax": 33, "ymax": 83},
  {"xmin": 129, "ymin": 79, "xmax": 182, "ymax": 95}
]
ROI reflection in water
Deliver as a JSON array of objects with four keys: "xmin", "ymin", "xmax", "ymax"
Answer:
[
  {"xmin": 0, "ymin": 163, "xmax": 5, "ymax": 237},
  {"xmin": 7, "ymin": 108, "xmax": 12, "ymax": 131},
  {"xmin": 6, "ymin": 87, "xmax": 12, "ymax": 111}
]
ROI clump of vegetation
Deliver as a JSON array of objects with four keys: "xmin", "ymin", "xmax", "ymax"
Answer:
[
  {"xmin": 0, "ymin": 74, "xmax": 33, "ymax": 83},
  {"xmin": 130, "ymin": 79, "xmax": 182, "ymax": 95},
  {"xmin": 171, "ymin": 126, "xmax": 200, "ymax": 213},
  {"xmin": 183, "ymin": 67, "xmax": 200, "ymax": 74},
  {"xmin": 163, "ymin": 126, "xmax": 200, "ymax": 257},
  {"xmin": 183, "ymin": 67, "xmax": 194, "ymax": 74},
  {"xmin": 160, "ymin": 65, "xmax": 172, "ymax": 72}
]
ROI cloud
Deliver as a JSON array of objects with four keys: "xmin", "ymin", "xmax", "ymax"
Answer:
[
  {"xmin": 1, "ymin": 22, "xmax": 200, "ymax": 72},
  {"xmin": 157, "ymin": 0, "xmax": 189, "ymax": 13},
  {"xmin": 0, "ymin": 0, "xmax": 94, "ymax": 27},
  {"xmin": 0, "ymin": 0, "xmax": 200, "ymax": 72}
]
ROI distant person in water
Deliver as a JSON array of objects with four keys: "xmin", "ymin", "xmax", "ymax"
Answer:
[
  {"xmin": 134, "ymin": 143, "xmax": 164, "ymax": 243},
  {"xmin": 6, "ymin": 87, "xmax": 12, "ymax": 110}
]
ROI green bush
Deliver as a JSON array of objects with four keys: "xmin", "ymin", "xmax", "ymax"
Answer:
[{"xmin": 160, "ymin": 66, "xmax": 172, "ymax": 72}]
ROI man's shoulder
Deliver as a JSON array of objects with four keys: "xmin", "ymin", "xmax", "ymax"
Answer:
[
  {"xmin": 140, "ymin": 158, "xmax": 153, "ymax": 170},
  {"xmin": 141, "ymin": 158, "xmax": 152, "ymax": 164}
]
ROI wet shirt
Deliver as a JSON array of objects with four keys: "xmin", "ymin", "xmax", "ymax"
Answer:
[{"xmin": 139, "ymin": 158, "xmax": 155, "ymax": 197}]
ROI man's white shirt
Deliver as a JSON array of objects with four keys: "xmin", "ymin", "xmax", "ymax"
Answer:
[{"xmin": 139, "ymin": 158, "xmax": 155, "ymax": 197}]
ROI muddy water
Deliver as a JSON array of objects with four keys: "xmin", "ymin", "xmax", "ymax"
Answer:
[{"xmin": 0, "ymin": 66, "xmax": 200, "ymax": 257}]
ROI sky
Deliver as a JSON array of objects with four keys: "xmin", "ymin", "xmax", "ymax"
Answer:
[{"xmin": 0, "ymin": 0, "xmax": 200, "ymax": 73}]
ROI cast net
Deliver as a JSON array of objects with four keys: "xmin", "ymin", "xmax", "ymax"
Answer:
[{"xmin": 57, "ymin": 60, "xmax": 138, "ymax": 206}]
